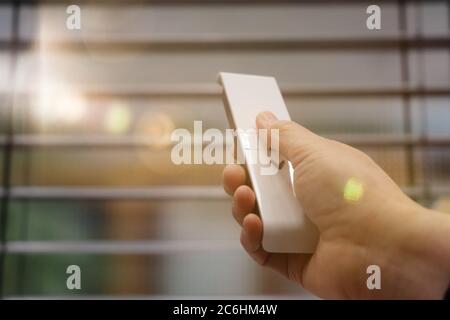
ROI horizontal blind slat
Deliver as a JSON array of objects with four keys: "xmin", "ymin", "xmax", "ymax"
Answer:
[{"xmin": 4, "ymin": 240, "xmax": 238, "ymax": 254}]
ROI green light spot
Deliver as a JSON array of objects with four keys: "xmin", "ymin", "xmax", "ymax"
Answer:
[
  {"xmin": 104, "ymin": 103, "xmax": 131, "ymax": 134},
  {"xmin": 344, "ymin": 178, "xmax": 364, "ymax": 202}
]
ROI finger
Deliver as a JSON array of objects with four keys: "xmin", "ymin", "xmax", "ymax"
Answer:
[
  {"xmin": 232, "ymin": 185, "xmax": 255, "ymax": 225},
  {"xmin": 222, "ymin": 164, "xmax": 246, "ymax": 196},
  {"xmin": 256, "ymin": 111, "xmax": 321, "ymax": 168},
  {"xmin": 240, "ymin": 214, "xmax": 269, "ymax": 264},
  {"xmin": 241, "ymin": 214, "xmax": 312, "ymax": 284},
  {"xmin": 240, "ymin": 214, "xmax": 287, "ymax": 273}
]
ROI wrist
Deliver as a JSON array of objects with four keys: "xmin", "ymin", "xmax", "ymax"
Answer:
[{"xmin": 385, "ymin": 201, "xmax": 450, "ymax": 299}]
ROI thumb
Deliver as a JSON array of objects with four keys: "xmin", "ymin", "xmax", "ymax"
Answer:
[{"xmin": 256, "ymin": 111, "xmax": 322, "ymax": 168}]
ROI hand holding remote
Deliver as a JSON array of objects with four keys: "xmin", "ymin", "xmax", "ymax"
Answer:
[{"xmin": 223, "ymin": 111, "xmax": 450, "ymax": 299}]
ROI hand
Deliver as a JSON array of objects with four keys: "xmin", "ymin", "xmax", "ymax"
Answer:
[{"xmin": 223, "ymin": 111, "xmax": 450, "ymax": 299}]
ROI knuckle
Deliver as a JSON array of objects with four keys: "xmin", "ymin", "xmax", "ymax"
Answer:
[{"xmin": 270, "ymin": 120, "xmax": 294, "ymax": 132}]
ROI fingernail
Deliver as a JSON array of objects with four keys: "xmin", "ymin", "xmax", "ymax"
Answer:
[{"xmin": 257, "ymin": 111, "xmax": 277, "ymax": 128}]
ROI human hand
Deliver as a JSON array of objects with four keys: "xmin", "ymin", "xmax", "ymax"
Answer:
[{"xmin": 223, "ymin": 111, "xmax": 450, "ymax": 299}]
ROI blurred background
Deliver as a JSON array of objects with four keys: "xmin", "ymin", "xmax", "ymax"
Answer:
[{"xmin": 0, "ymin": 0, "xmax": 449, "ymax": 299}]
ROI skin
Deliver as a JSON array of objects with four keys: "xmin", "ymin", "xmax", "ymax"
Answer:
[{"xmin": 223, "ymin": 111, "xmax": 450, "ymax": 299}]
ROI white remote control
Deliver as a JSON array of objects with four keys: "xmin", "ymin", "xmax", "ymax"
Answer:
[{"xmin": 218, "ymin": 72, "xmax": 319, "ymax": 253}]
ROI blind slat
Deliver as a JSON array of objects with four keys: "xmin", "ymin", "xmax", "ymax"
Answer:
[{"xmin": 4, "ymin": 240, "xmax": 238, "ymax": 254}]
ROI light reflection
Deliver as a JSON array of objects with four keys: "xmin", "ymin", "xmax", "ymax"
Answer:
[
  {"xmin": 343, "ymin": 178, "xmax": 364, "ymax": 203},
  {"xmin": 104, "ymin": 102, "xmax": 132, "ymax": 134},
  {"xmin": 33, "ymin": 83, "xmax": 87, "ymax": 125},
  {"xmin": 134, "ymin": 110, "xmax": 188, "ymax": 176},
  {"xmin": 136, "ymin": 111, "xmax": 175, "ymax": 149}
]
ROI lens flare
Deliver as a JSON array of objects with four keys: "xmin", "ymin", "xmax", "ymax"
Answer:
[
  {"xmin": 135, "ymin": 111, "xmax": 175, "ymax": 149},
  {"xmin": 104, "ymin": 102, "xmax": 132, "ymax": 134},
  {"xmin": 344, "ymin": 178, "xmax": 364, "ymax": 202},
  {"xmin": 58, "ymin": 93, "xmax": 87, "ymax": 123},
  {"xmin": 33, "ymin": 83, "xmax": 87, "ymax": 125},
  {"xmin": 134, "ymin": 111, "xmax": 188, "ymax": 176}
]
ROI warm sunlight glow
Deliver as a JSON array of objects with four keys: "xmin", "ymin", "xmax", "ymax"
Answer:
[{"xmin": 33, "ymin": 83, "xmax": 87, "ymax": 125}]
